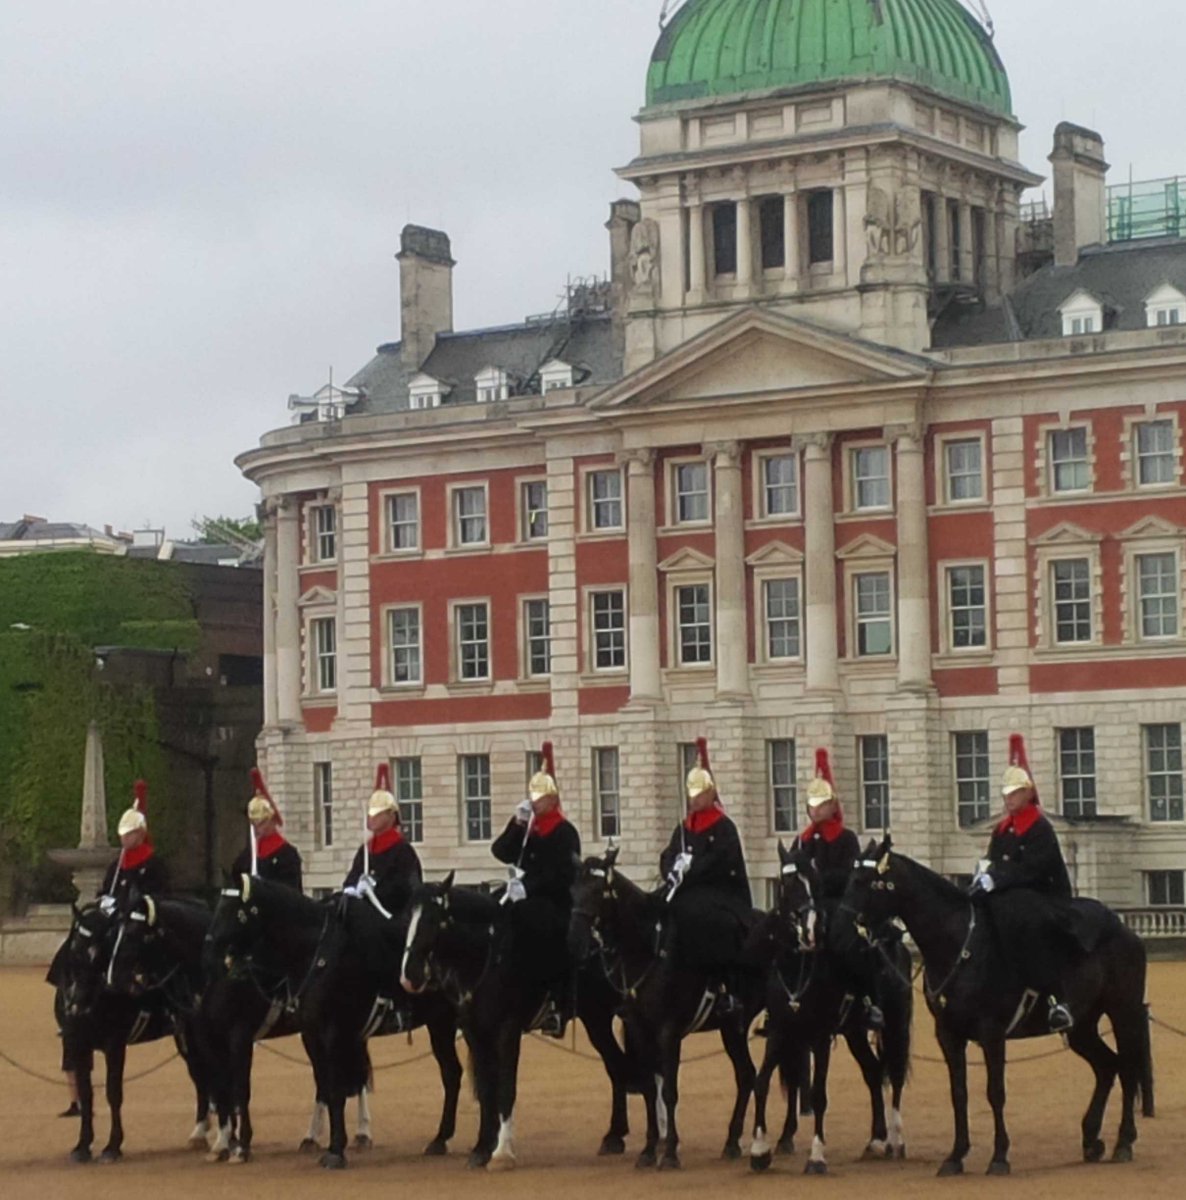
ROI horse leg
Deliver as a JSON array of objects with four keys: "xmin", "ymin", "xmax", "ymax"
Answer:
[
  {"xmin": 320, "ymin": 1067, "xmax": 350, "ymax": 1171},
  {"xmin": 935, "ymin": 1024, "xmax": 970, "ymax": 1176},
  {"xmin": 657, "ymin": 1027, "xmax": 682, "ymax": 1170},
  {"xmin": 982, "ymin": 1034, "xmax": 1011, "ymax": 1175},
  {"xmin": 633, "ymin": 1036, "xmax": 660, "ymax": 1170},
  {"xmin": 467, "ymin": 1034, "xmax": 499, "ymax": 1169},
  {"xmin": 580, "ymin": 1002, "xmax": 629, "ymax": 1155},
  {"xmin": 488, "ymin": 1021, "xmax": 522, "ymax": 1170},
  {"xmin": 846, "ymin": 1027, "xmax": 889, "ymax": 1159},
  {"xmin": 424, "ymin": 1010, "xmax": 462, "ymax": 1155},
  {"xmin": 301, "ymin": 1095, "xmax": 327, "ymax": 1153},
  {"xmin": 882, "ymin": 976, "xmax": 910, "ymax": 1161},
  {"xmin": 803, "ymin": 1037, "xmax": 830, "ymax": 1175},
  {"xmin": 1066, "ymin": 1021, "xmax": 1116, "ymax": 1163},
  {"xmin": 720, "ymin": 1014, "xmax": 755, "ymax": 1161},
  {"xmin": 776, "ymin": 1041, "xmax": 803, "ymax": 1155},
  {"xmin": 98, "ymin": 1042, "xmax": 126, "ymax": 1164},
  {"xmin": 70, "ymin": 1046, "xmax": 95, "ymax": 1163},
  {"xmin": 228, "ymin": 1037, "xmax": 254, "ymax": 1164},
  {"xmin": 749, "ymin": 1026, "xmax": 780, "ymax": 1171},
  {"xmin": 354, "ymin": 1085, "xmax": 373, "ymax": 1148},
  {"xmin": 1111, "ymin": 1009, "xmax": 1144, "ymax": 1162}
]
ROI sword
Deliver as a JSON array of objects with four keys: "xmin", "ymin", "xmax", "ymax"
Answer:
[{"xmin": 250, "ymin": 821, "xmax": 259, "ymax": 878}]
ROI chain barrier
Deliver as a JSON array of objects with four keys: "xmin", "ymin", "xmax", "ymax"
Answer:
[
  {"xmin": 255, "ymin": 1040, "xmax": 438, "ymax": 1072},
  {"xmin": 0, "ymin": 1045, "xmax": 179, "ymax": 1087}
]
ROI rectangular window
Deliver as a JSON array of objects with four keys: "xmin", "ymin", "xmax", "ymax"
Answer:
[
  {"xmin": 954, "ymin": 731, "xmax": 991, "ymax": 828},
  {"xmin": 312, "ymin": 505, "xmax": 337, "ymax": 562},
  {"xmin": 854, "ymin": 571, "xmax": 893, "ymax": 656},
  {"xmin": 1058, "ymin": 728, "xmax": 1097, "ymax": 819},
  {"xmin": 1052, "ymin": 559, "xmax": 1092, "ymax": 643},
  {"xmin": 591, "ymin": 590, "xmax": 626, "ymax": 670},
  {"xmin": 1135, "ymin": 420, "xmax": 1175, "ymax": 486},
  {"xmin": 806, "ymin": 190, "xmax": 834, "ymax": 264},
  {"xmin": 314, "ymin": 762, "xmax": 333, "ymax": 848},
  {"xmin": 312, "ymin": 617, "xmax": 336, "ymax": 692},
  {"xmin": 1147, "ymin": 870, "xmax": 1185, "ymax": 906},
  {"xmin": 1048, "ymin": 427, "xmax": 1090, "ymax": 493},
  {"xmin": 454, "ymin": 486, "xmax": 487, "ymax": 546},
  {"xmin": 764, "ymin": 578, "xmax": 801, "ymax": 659},
  {"xmin": 588, "ymin": 469, "xmax": 623, "ymax": 531},
  {"xmin": 675, "ymin": 583, "xmax": 712, "ymax": 665},
  {"xmin": 521, "ymin": 480, "xmax": 549, "ymax": 540},
  {"xmin": 758, "ymin": 195, "xmax": 785, "ymax": 270},
  {"xmin": 389, "ymin": 607, "xmax": 422, "ymax": 684},
  {"xmin": 456, "ymin": 602, "xmax": 490, "ymax": 680},
  {"xmin": 944, "ymin": 438, "xmax": 983, "ymax": 502},
  {"xmin": 1146, "ymin": 724, "xmax": 1184, "ymax": 822},
  {"xmin": 1137, "ymin": 552, "xmax": 1179, "ymax": 639},
  {"xmin": 947, "ymin": 564, "xmax": 987, "ymax": 649},
  {"xmin": 712, "ymin": 202, "xmax": 738, "ymax": 276},
  {"xmin": 1156, "ymin": 309, "xmax": 1184, "ymax": 327},
  {"xmin": 1070, "ymin": 316, "xmax": 1095, "ymax": 335},
  {"xmin": 761, "ymin": 453, "xmax": 798, "ymax": 517},
  {"xmin": 593, "ymin": 747, "xmax": 621, "ymax": 839},
  {"xmin": 525, "ymin": 598, "xmax": 551, "ymax": 677},
  {"xmin": 388, "ymin": 492, "xmax": 420, "ymax": 551},
  {"xmin": 395, "ymin": 757, "xmax": 423, "ymax": 843},
  {"xmin": 769, "ymin": 739, "xmax": 797, "ymax": 834},
  {"xmin": 852, "ymin": 445, "xmax": 890, "ymax": 510},
  {"xmin": 860, "ymin": 735, "xmax": 890, "ymax": 830},
  {"xmin": 460, "ymin": 754, "xmax": 492, "ymax": 842},
  {"xmin": 674, "ymin": 461, "xmax": 710, "ymax": 523}
]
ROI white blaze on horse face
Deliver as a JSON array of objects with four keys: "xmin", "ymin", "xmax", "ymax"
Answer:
[
  {"xmin": 400, "ymin": 905, "xmax": 423, "ymax": 992},
  {"xmin": 493, "ymin": 1116, "xmax": 515, "ymax": 1162},
  {"xmin": 810, "ymin": 1134, "xmax": 827, "ymax": 1164}
]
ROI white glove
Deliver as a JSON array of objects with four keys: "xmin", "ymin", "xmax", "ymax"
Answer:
[
  {"xmin": 343, "ymin": 884, "xmax": 363, "ymax": 898},
  {"xmin": 973, "ymin": 872, "xmax": 996, "ymax": 894},
  {"xmin": 515, "ymin": 799, "xmax": 534, "ymax": 825},
  {"xmin": 673, "ymin": 852, "xmax": 693, "ymax": 877},
  {"xmin": 506, "ymin": 878, "xmax": 527, "ymax": 904},
  {"xmin": 99, "ymin": 895, "xmax": 116, "ymax": 915}
]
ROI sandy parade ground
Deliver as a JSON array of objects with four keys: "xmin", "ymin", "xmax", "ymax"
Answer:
[{"xmin": 1, "ymin": 962, "xmax": 1185, "ymax": 1200}]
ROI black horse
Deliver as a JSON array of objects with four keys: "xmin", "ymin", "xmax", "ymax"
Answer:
[
  {"xmin": 568, "ymin": 848, "xmax": 764, "ymax": 1171},
  {"xmin": 400, "ymin": 873, "xmax": 642, "ymax": 1169},
  {"xmin": 54, "ymin": 901, "xmax": 212, "ymax": 1163},
  {"xmin": 207, "ymin": 874, "xmax": 463, "ymax": 1170},
  {"xmin": 843, "ymin": 835, "xmax": 1151, "ymax": 1175},
  {"xmin": 748, "ymin": 840, "xmax": 911, "ymax": 1174}
]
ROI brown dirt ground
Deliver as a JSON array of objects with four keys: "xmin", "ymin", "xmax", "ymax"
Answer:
[{"xmin": 1, "ymin": 962, "xmax": 1184, "ymax": 1199}]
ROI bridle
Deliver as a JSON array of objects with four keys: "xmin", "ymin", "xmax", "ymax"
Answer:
[
  {"xmin": 110, "ymin": 900, "xmax": 190, "ymax": 1011},
  {"xmin": 408, "ymin": 890, "xmax": 500, "ymax": 1011},
  {"xmin": 574, "ymin": 864, "xmax": 659, "ymax": 1003},
  {"xmin": 771, "ymin": 860, "xmax": 822, "ymax": 1010}
]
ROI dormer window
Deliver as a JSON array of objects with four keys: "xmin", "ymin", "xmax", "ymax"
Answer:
[
  {"xmin": 539, "ymin": 358, "xmax": 575, "ymax": 393},
  {"xmin": 1058, "ymin": 289, "xmax": 1104, "ymax": 337},
  {"xmin": 408, "ymin": 372, "xmax": 445, "ymax": 410},
  {"xmin": 1145, "ymin": 284, "xmax": 1186, "ymax": 328},
  {"xmin": 475, "ymin": 366, "xmax": 509, "ymax": 404}
]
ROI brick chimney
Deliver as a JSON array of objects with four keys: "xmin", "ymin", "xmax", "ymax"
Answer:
[
  {"xmin": 1049, "ymin": 123, "xmax": 1109, "ymax": 267},
  {"xmin": 397, "ymin": 225, "xmax": 454, "ymax": 371}
]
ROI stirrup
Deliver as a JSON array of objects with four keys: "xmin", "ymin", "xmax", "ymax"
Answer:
[
  {"xmin": 1048, "ymin": 1001, "xmax": 1073, "ymax": 1033},
  {"xmin": 865, "ymin": 1002, "xmax": 885, "ymax": 1031}
]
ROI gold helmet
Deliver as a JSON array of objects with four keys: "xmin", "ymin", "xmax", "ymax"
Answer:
[
  {"xmin": 806, "ymin": 748, "xmax": 836, "ymax": 809},
  {"xmin": 247, "ymin": 768, "xmax": 281, "ymax": 824},
  {"xmin": 368, "ymin": 763, "xmax": 399, "ymax": 818},
  {"xmin": 117, "ymin": 779, "xmax": 149, "ymax": 836},
  {"xmin": 529, "ymin": 742, "xmax": 559, "ymax": 800},
  {"xmin": 685, "ymin": 737, "xmax": 715, "ymax": 799},
  {"xmin": 1002, "ymin": 734, "xmax": 1038, "ymax": 799}
]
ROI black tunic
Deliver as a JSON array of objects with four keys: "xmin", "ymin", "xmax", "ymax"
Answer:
[
  {"xmin": 796, "ymin": 825, "xmax": 862, "ymax": 900},
  {"xmin": 231, "ymin": 839, "xmax": 303, "ymax": 893},
  {"xmin": 99, "ymin": 852, "xmax": 169, "ymax": 903},
  {"xmin": 985, "ymin": 810, "xmax": 1072, "ymax": 898},
  {"xmin": 491, "ymin": 817, "xmax": 581, "ymax": 910},
  {"xmin": 344, "ymin": 837, "xmax": 422, "ymax": 914},
  {"xmin": 660, "ymin": 813, "xmax": 752, "ymax": 909}
]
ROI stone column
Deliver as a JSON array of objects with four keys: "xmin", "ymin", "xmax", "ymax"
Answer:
[
  {"xmin": 798, "ymin": 433, "xmax": 840, "ymax": 693},
  {"xmin": 959, "ymin": 201, "xmax": 974, "ymax": 283},
  {"xmin": 783, "ymin": 191, "xmax": 800, "ymax": 286},
  {"xmin": 736, "ymin": 197, "xmax": 753, "ymax": 289},
  {"xmin": 889, "ymin": 424, "xmax": 932, "ymax": 692},
  {"xmin": 274, "ymin": 498, "xmax": 302, "ymax": 724},
  {"xmin": 707, "ymin": 440, "xmax": 749, "ymax": 699},
  {"xmin": 621, "ymin": 449, "xmax": 662, "ymax": 702},
  {"xmin": 261, "ymin": 501, "xmax": 279, "ymax": 727},
  {"xmin": 688, "ymin": 204, "xmax": 706, "ymax": 300},
  {"xmin": 934, "ymin": 193, "xmax": 951, "ymax": 284}
]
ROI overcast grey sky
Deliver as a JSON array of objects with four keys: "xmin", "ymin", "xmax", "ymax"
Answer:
[{"xmin": 2, "ymin": 1, "xmax": 1181, "ymax": 537}]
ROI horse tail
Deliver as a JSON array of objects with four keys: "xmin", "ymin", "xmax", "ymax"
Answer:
[{"xmin": 1138, "ymin": 1001, "xmax": 1155, "ymax": 1118}]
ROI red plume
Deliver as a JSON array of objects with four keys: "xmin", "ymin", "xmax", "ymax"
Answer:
[
  {"xmin": 814, "ymin": 748, "xmax": 835, "ymax": 787},
  {"xmin": 1008, "ymin": 734, "xmax": 1029, "ymax": 772},
  {"xmin": 133, "ymin": 779, "xmax": 148, "ymax": 815},
  {"xmin": 251, "ymin": 767, "xmax": 282, "ymax": 824},
  {"xmin": 374, "ymin": 762, "xmax": 391, "ymax": 792},
  {"xmin": 541, "ymin": 741, "xmax": 556, "ymax": 777},
  {"xmin": 696, "ymin": 736, "xmax": 710, "ymax": 770}
]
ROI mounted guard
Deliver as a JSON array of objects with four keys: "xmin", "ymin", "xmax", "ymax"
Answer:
[
  {"xmin": 100, "ymin": 780, "xmax": 168, "ymax": 905},
  {"xmin": 343, "ymin": 763, "xmax": 422, "ymax": 915},
  {"xmin": 232, "ymin": 768, "xmax": 303, "ymax": 891}
]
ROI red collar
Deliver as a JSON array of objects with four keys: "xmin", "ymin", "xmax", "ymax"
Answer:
[
  {"xmin": 256, "ymin": 832, "xmax": 287, "ymax": 859},
  {"xmin": 122, "ymin": 842, "xmax": 154, "ymax": 871},
  {"xmin": 802, "ymin": 814, "xmax": 846, "ymax": 844},
  {"xmin": 685, "ymin": 805, "xmax": 725, "ymax": 834},
  {"xmin": 530, "ymin": 808, "xmax": 567, "ymax": 838},
  {"xmin": 370, "ymin": 827, "xmax": 404, "ymax": 855},
  {"xmin": 997, "ymin": 804, "xmax": 1042, "ymax": 836}
]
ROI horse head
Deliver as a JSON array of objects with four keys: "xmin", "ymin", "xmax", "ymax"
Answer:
[
  {"xmin": 774, "ymin": 840, "xmax": 824, "ymax": 950},
  {"xmin": 400, "ymin": 871, "xmax": 454, "ymax": 994},
  {"xmin": 842, "ymin": 834, "xmax": 901, "ymax": 936},
  {"xmin": 568, "ymin": 846, "xmax": 620, "ymax": 962},
  {"xmin": 62, "ymin": 902, "xmax": 116, "ymax": 1016},
  {"xmin": 106, "ymin": 892, "xmax": 162, "ymax": 996},
  {"xmin": 205, "ymin": 873, "xmax": 260, "ymax": 980}
]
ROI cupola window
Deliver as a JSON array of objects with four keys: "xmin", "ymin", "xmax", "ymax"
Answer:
[
  {"xmin": 806, "ymin": 191, "xmax": 834, "ymax": 265},
  {"xmin": 712, "ymin": 202, "xmax": 738, "ymax": 276}
]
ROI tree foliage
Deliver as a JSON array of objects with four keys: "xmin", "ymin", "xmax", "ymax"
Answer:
[{"xmin": 192, "ymin": 514, "xmax": 261, "ymax": 545}]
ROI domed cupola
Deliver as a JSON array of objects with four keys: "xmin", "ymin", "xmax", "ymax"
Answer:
[{"xmin": 647, "ymin": 0, "xmax": 1011, "ymax": 117}]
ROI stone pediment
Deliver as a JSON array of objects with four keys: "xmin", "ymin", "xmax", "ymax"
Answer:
[
  {"xmin": 591, "ymin": 308, "xmax": 931, "ymax": 411},
  {"xmin": 836, "ymin": 533, "xmax": 897, "ymax": 560},
  {"xmin": 745, "ymin": 540, "xmax": 804, "ymax": 567},
  {"xmin": 1117, "ymin": 515, "xmax": 1185, "ymax": 541},
  {"xmin": 658, "ymin": 546, "xmax": 715, "ymax": 572},
  {"xmin": 1032, "ymin": 522, "xmax": 1101, "ymax": 547},
  {"xmin": 298, "ymin": 585, "xmax": 337, "ymax": 607}
]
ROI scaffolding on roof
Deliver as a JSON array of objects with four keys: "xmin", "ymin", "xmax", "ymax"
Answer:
[{"xmin": 1108, "ymin": 176, "xmax": 1186, "ymax": 243}]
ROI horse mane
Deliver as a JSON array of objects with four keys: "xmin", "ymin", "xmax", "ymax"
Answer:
[
  {"xmin": 895, "ymin": 851, "xmax": 969, "ymax": 906},
  {"xmin": 412, "ymin": 882, "xmax": 502, "ymax": 925},
  {"xmin": 249, "ymin": 877, "xmax": 325, "ymax": 925}
]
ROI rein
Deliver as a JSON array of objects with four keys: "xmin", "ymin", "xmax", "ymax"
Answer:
[
  {"xmin": 922, "ymin": 904, "xmax": 977, "ymax": 1008},
  {"xmin": 419, "ymin": 896, "xmax": 502, "ymax": 1011},
  {"xmin": 578, "ymin": 868, "xmax": 663, "ymax": 1005}
]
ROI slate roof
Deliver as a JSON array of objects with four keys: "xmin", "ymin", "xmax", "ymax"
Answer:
[{"xmin": 0, "ymin": 518, "xmax": 113, "ymax": 543}]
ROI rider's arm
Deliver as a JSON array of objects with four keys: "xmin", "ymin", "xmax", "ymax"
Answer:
[
  {"xmin": 990, "ymin": 820, "xmax": 1065, "ymax": 892},
  {"xmin": 491, "ymin": 819, "xmax": 525, "ymax": 865},
  {"xmin": 681, "ymin": 819, "xmax": 742, "ymax": 887},
  {"xmin": 342, "ymin": 846, "xmax": 366, "ymax": 889}
]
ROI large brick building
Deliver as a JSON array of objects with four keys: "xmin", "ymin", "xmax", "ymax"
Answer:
[{"xmin": 238, "ymin": 0, "xmax": 1186, "ymax": 912}]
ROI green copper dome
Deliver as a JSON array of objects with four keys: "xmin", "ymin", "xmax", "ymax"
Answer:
[{"xmin": 647, "ymin": 0, "xmax": 1012, "ymax": 116}]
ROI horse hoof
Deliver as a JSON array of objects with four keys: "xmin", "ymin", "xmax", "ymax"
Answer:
[
  {"xmin": 423, "ymin": 1138, "xmax": 448, "ymax": 1157},
  {"xmin": 722, "ymin": 1141, "xmax": 742, "ymax": 1161},
  {"xmin": 750, "ymin": 1153, "xmax": 773, "ymax": 1173},
  {"xmin": 467, "ymin": 1151, "xmax": 490, "ymax": 1170},
  {"xmin": 635, "ymin": 1149, "xmax": 657, "ymax": 1170},
  {"xmin": 319, "ymin": 1152, "xmax": 347, "ymax": 1170},
  {"xmin": 68, "ymin": 1147, "xmax": 92, "ymax": 1165},
  {"xmin": 986, "ymin": 1160, "xmax": 1011, "ymax": 1176},
  {"xmin": 188, "ymin": 1136, "xmax": 209, "ymax": 1151},
  {"xmin": 895, "ymin": 1145, "xmax": 907, "ymax": 1161},
  {"xmin": 1084, "ymin": 1140, "xmax": 1105, "ymax": 1163},
  {"xmin": 1112, "ymin": 1144, "xmax": 1134, "ymax": 1164},
  {"xmin": 487, "ymin": 1153, "xmax": 516, "ymax": 1172},
  {"xmin": 353, "ymin": 1134, "xmax": 373, "ymax": 1150},
  {"xmin": 599, "ymin": 1134, "xmax": 626, "ymax": 1156},
  {"xmin": 206, "ymin": 1149, "xmax": 230, "ymax": 1164},
  {"xmin": 228, "ymin": 1148, "xmax": 250, "ymax": 1165},
  {"xmin": 937, "ymin": 1160, "xmax": 964, "ymax": 1177},
  {"xmin": 98, "ymin": 1149, "xmax": 122, "ymax": 1165},
  {"xmin": 658, "ymin": 1153, "xmax": 681, "ymax": 1171},
  {"xmin": 804, "ymin": 1159, "xmax": 828, "ymax": 1176},
  {"xmin": 862, "ymin": 1141, "xmax": 888, "ymax": 1161},
  {"xmin": 777, "ymin": 1137, "xmax": 796, "ymax": 1156},
  {"xmin": 298, "ymin": 1138, "xmax": 319, "ymax": 1154}
]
